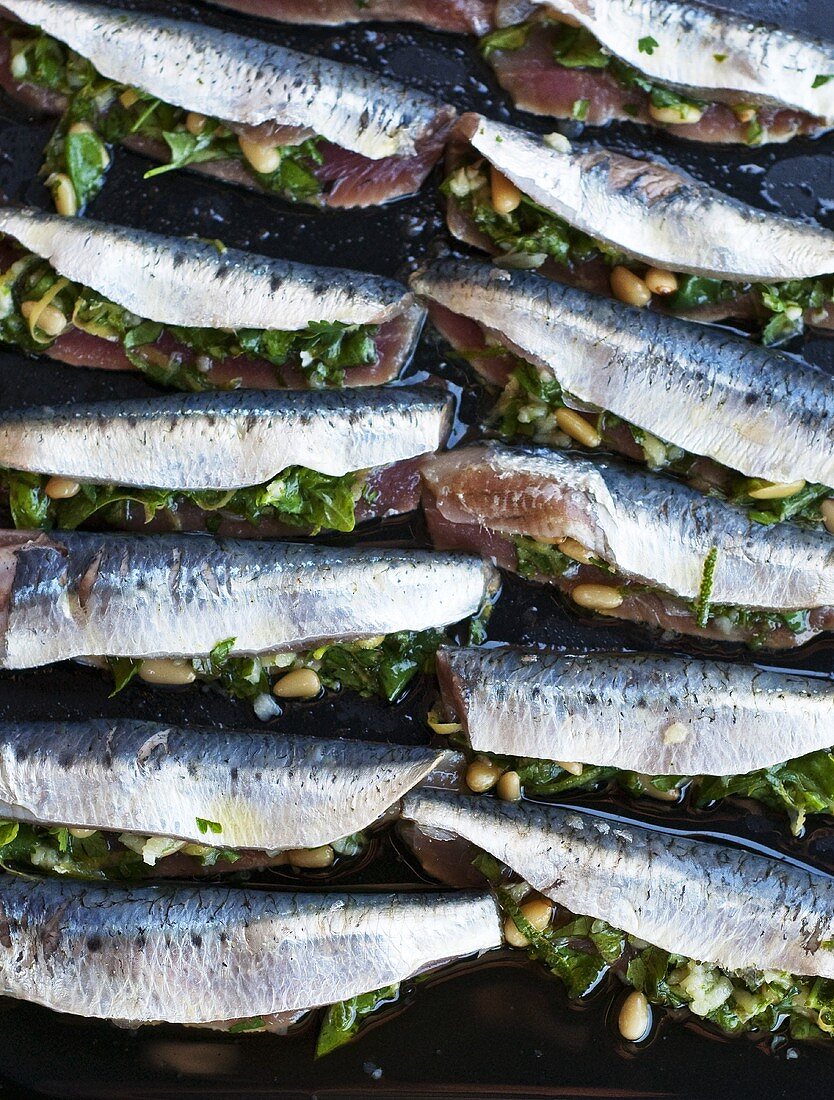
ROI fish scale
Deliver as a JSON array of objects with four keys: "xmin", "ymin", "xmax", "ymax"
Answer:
[{"xmin": 0, "ymin": 877, "xmax": 502, "ymax": 1023}]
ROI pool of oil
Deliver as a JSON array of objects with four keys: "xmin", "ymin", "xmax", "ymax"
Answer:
[{"xmin": 0, "ymin": 0, "xmax": 832, "ymax": 1096}]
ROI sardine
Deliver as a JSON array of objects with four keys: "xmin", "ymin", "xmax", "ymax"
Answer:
[
  {"xmin": 402, "ymin": 790, "xmax": 834, "ymax": 979},
  {"xmin": 437, "ymin": 645, "xmax": 834, "ymax": 776},
  {"xmin": 0, "ymin": 531, "xmax": 498, "ymax": 668},
  {"xmin": 448, "ymin": 115, "xmax": 834, "ymax": 283},
  {"xmin": 411, "ymin": 259, "xmax": 834, "ymax": 490},
  {"xmin": 488, "ymin": 1, "xmax": 834, "ymax": 142},
  {"xmin": 1, "ymin": 0, "xmax": 456, "ymax": 207},
  {"xmin": 0, "ymin": 876, "xmax": 502, "ymax": 1023},
  {"xmin": 0, "ymin": 387, "xmax": 452, "ymax": 489},
  {"xmin": 207, "ymin": 0, "xmax": 495, "ymax": 34},
  {"xmin": 0, "ymin": 205, "xmax": 423, "ymax": 337},
  {"xmin": 0, "ymin": 718, "xmax": 456, "ymax": 851},
  {"xmin": 420, "ymin": 442, "xmax": 834, "ymax": 647},
  {"xmin": 0, "ymin": 209, "xmax": 424, "ymax": 387}
]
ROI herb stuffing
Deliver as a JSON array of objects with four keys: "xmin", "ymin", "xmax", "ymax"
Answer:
[
  {"xmin": 0, "ymin": 465, "xmax": 365, "ymax": 536},
  {"xmin": 107, "ymin": 629, "xmax": 448, "ymax": 705},
  {"xmin": 316, "ymin": 985, "xmax": 400, "ymax": 1056},
  {"xmin": 476, "ymin": 853, "xmax": 834, "ymax": 1041},
  {"xmin": 0, "ymin": 246, "xmax": 380, "ymax": 390},
  {"xmin": 5, "ymin": 23, "xmax": 326, "ymax": 211}
]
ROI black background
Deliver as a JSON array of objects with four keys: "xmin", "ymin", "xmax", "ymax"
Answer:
[{"xmin": 0, "ymin": 0, "xmax": 834, "ymax": 1096}]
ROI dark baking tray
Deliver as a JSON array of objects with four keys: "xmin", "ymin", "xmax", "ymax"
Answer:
[{"xmin": 0, "ymin": 1, "xmax": 833, "ymax": 1095}]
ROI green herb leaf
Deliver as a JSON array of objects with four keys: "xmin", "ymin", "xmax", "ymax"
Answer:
[
  {"xmin": 479, "ymin": 23, "xmax": 531, "ymax": 58},
  {"xmin": 813, "ymin": 74, "xmax": 833, "ymax": 88},
  {"xmin": 316, "ymin": 985, "xmax": 399, "ymax": 1057},
  {"xmin": 195, "ymin": 817, "xmax": 223, "ymax": 835},
  {"xmin": 571, "ymin": 97, "xmax": 590, "ymax": 120},
  {"xmin": 638, "ymin": 36, "xmax": 659, "ymax": 54},
  {"xmin": 107, "ymin": 657, "xmax": 141, "ymax": 697}
]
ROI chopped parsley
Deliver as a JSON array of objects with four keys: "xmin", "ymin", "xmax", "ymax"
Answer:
[
  {"xmin": 0, "ymin": 465, "xmax": 364, "ymax": 536},
  {"xmin": 693, "ymin": 547, "xmax": 718, "ymax": 628},
  {"xmin": 638, "ymin": 36, "xmax": 659, "ymax": 55}
]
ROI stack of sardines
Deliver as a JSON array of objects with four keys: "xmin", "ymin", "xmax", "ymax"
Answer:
[{"xmin": 0, "ymin": 0, "xmax": 832, "ymax": 1068}]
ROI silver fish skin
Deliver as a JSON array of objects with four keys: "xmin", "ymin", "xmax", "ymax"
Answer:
[
  {"xmin": 0, "ymin": 877, "xmax": 502, "ymax": 1023},
  {"xmin": 0, "ymin": 532, "xmax": 498, "ymax": 668},
  {"xmin": 411, "ymin": 259, "xmax": 834, "ymax": 487},
  {"xmin": 0, "ymin": 207, "xmax": 422, "ymax": 333},
  {"xmin": 3, "ymin": 0, "xmax": 452, "ymax": 161},
  {"xmin": 437, "ymin": 646, "xmax": 834, "ymax": 776},
  {"xmin": 0, "ymin": 387, "xmax": 453, "ymax": 488},
  {"xmin": 452, "ymin": 115, "xmax": 834, "ymax": 281},
  {"xmin": 495, "ymin": 1, "xmax": 834, "ymax": 121},
  {"xmin": 403, "ymin": 791, "xmax": 834, "ymax": 979},
  {"xmin": 0, "ymin": 718, "xmax": 459, "ymax": 850},
  {"xmin": 421, "ymin": 442, "xmax": 834, "ymax": 610}
]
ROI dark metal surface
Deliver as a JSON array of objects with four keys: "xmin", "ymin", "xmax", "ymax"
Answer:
[{"xmin": 0, "ymin": 1, "xmax": 833, "ymax": 1096}]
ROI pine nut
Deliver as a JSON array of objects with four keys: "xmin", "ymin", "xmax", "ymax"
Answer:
[
  {"xmin": 520, "ymin": 897, "xmax": 553, "ymax": 931},
  {"xmin": 45, "ymin": 476, "xmax": 81, "ymax": 500},
  {"xmin": 503, "ymin": 897, "xmax": 553, "ymax": 948},
  {"xmin": 555, "ymin": 407, "xmax": 601, "ymax": 448},
  {"xmin": 20, "ymin": 300, "xmax": 68, "ymax": 338},
  {"xmin": 733, "ymin": 106, "xmax": 757, "ymax": 123},
  {"xmin": 186, "ymin": 112, "xmax": 207, "ymax": 135},
  {"xmin": 272, "ymin": 668, "xmax": 322, "ymax": 700},
  {"xmin": 119, "ymin": 88, "xmax": 140, "ymax": 108},
  {"xmin": 619, "ymin": 990, "xmax": 651, "ymax": 1041},
  {"xmin": 747, "ymin": 478, "xmax": 806, "ymax": 500},
  {"xmin": 466, "ymin": 757, "xmax": 503, "ymax": 793},
  {"xmin": 138, "ymin": 659, "xmax": 197, "ymax": 686},
  {"xmin": 648, "ymin": 102, "xmax": 704, "ymax": 125},
  {"xmin": 556, "ymin": 761, "xmax": 584, "ymax": 776},
  {"xmin": 238, "ymin": 136, "xmax": 282, "ymax": 175},
  {"xmin": 644, "ymin": 267, "xmax": 679, "ymax": 296},
  {"xmin": 504, "ymin": 914, "xmax": 530, "ymax": 947},
  {"xmin": 287, "ymin": 844, "xmax": 335, "ymax": 869},
  {"xmin": 558, "ymin": 537, "xmax": 594, "ymax": 565},
  {"xmin": 68, "ymin": 828, "xmax": 97, "ymax": 839},
  {"xmin": 610, "ymin": 266, "xmax": 652, "ymax": 308},
  {"xmin": 490, "ymin": 165, "xmax": 522, "ymax": 215},
  {"xmin": 49, "ymin": 173, "xmax": 78, "ymax": 217},
  {"xmin": 542, "ymin": 131, "xmax": 571, "ymax": 153},
  {"xmin": 821, "ymin": 499, "xmax": 834, "ymax": 535},
  {"xmin": 571, "ymin": 584, "xmax": 623, "ymax": 611},
  {"xmin": 497, "ymin": 770, "xmax": 521, "ymax": 801}
]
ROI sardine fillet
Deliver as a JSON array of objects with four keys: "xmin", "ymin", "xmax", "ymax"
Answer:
[
  {"xmin": 3, "ymin": 0, "xmax": 451, "ymax": 160},
  {"xmin": 404, "ymin": 791, "xmax": 834, "ymax": 979},
  {"xmin": 0, "ymin": 208, "xmax": 421, "ymax": 332},
  {"xmin": 420, "ymin": 443, "xmax": 834, "ymax": 610},
  {"xmin": 496, "ymin": 1, "xmax": 834, "ymax": 121},
  {"xmin": 0, "ymin": 387, "xmax": 452, "ymax": 486},
  {"xmin": 438, "ymin": 646, "xmax": 834, "ymax": 776},
  {"xmin": 0, "ymin": 532, "xmax": 497, "ymax": 667},
  {"xmin": 411, "ymin": 258, "xmax": 834, "ymax": 487},
  {"xmin": 0, "ymin": 719, "xmax": 458, "ymax": 849},
  {"xmin": 455, "ymin": 115, "xmax": 834, "ymax": 281},
  {"xmin": 0, "ymin": 877, "xmax": 502, "ymax": 1022}
]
